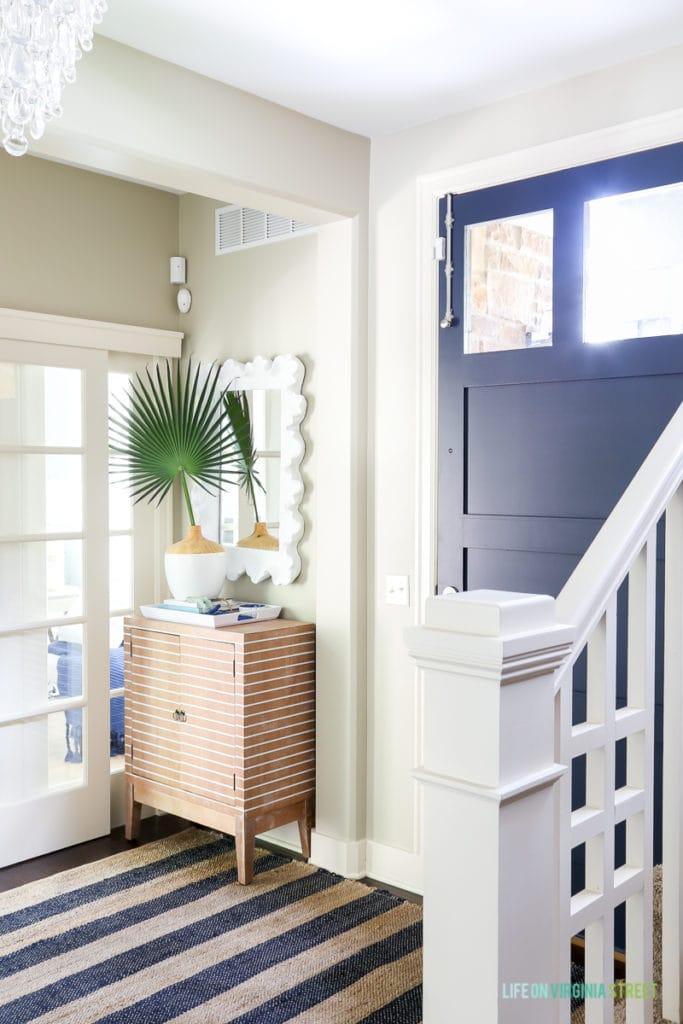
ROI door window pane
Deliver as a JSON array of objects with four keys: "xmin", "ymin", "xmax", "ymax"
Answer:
[
  {"xmin": 0, "ymin": 625, "xmax": 83, "ymax": 718},
  {"xmin": 584, "ymin": 181, "xmax": 683, "ymax": 344},
  {"xmin": 0, "ymin": 539, "xmax": 83, "ymax": 625},
  {"xmin": 108, "ymin": 372, "xmax": 133, "ymax": 530},
  {"xmin": 109, "ymin": 615, "xmax": 125, "ymax": 649},
  {"xmin": 0, "ymin": 712, "xmax": 85, "ymax": 804},
  {"xmin": 109, "ymin": 478, "xmax": 133, "ymax": 532},
  {"xmin": 0, "ymin": 453, "xmax": 82, "ymax": 535},
  {"xmin": 109, "ymin": 535, "xmax": 132, "ymax": 612},
  {"xmin": 465, "ymin": 210, "xmax": 553, "ymax": 353},
  {"xmin": 108, "ymin": 618, "xmax": 125, "ymax": 775},
  {"xmin": 110, "ymin": 689, "xmax": 125, "ymax": 773},
  {"xmin": 0, "ymin": 364, "xmax": 81, "ymax": 447}
]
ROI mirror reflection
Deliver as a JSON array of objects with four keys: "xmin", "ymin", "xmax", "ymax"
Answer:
[
  {"xmin": 193, "ymin": 354, "xmax": 306, "ymax": 586},
  {"xmin": 219, "ymin": 388, "xmax": 282, "ymax": 548}
]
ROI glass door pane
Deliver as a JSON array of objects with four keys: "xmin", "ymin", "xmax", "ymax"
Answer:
[
  {"xmin": 464, "ymin": 210, "xmax": 554, "ymax": 353},
  {"xmin": 0, "ymin": 539, "xmax": 83, "ymax": 626},
  {"xmin": 0, "ymin": 363, "xmax": 82, "ymax": 446},
  {"xmin": 584, "ymin": 180, "xmax": 683, "ymax": 344},
  {"xmin": 0, "ymin": 453, "xmax": 83, "ymax": 533}
]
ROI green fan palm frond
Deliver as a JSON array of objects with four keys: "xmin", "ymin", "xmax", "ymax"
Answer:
[
  {"xmin": 109, "ymin": 358, "xmax": 250, "ymax": 526},
  {"xmin": 223, "ymin": 388, "xmax": 265, "ymax": 523}
]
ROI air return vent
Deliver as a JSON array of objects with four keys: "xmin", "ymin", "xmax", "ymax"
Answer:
[{"xmin": 215, "ymin": 204, "xmax": 315, "ymax": 255}]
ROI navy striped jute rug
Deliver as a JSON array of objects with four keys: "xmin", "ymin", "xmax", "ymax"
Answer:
[{"xmin": 0, "ymin": 828, "xmax": 422, "ymax": 1023}]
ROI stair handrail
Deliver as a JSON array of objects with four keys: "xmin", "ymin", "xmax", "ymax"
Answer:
[{"xmin": 555, "ymin": 399, "xmax": 683, "ymax": 685}]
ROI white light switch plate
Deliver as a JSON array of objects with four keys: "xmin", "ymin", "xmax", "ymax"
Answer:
[{"xmin": 385, "ymin": 574, "xmax": 410, "ymax": 606}]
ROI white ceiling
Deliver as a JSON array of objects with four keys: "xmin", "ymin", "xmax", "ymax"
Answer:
[{"xmin": 99, "ymin": 0, "xmax": 683, "ymax": 138}]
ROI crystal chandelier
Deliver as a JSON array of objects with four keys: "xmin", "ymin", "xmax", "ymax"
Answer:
[{"xmin": 0, "ymin": 0, "xmax": 108, "ymax": 157}]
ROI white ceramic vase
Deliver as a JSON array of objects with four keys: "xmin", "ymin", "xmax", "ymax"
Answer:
[{"xmin": 164, "ymin": 525, "xmax": 227, "ymax": 600}]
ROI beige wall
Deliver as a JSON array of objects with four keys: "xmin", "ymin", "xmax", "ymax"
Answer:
[
  {"xmin": 0, "ymin": 152, "xmax": 179, "ymax": 329},
  {"xmin": 178, "ymin": 192, "xmax": 318, "ymax": 623},
  {"xmin": 367, "ymin": 44, "xmax": 683, "ymax": 877}
]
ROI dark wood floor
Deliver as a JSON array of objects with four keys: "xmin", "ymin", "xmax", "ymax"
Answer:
[
  {"xmin": 0, "ymin": 816, "xmax": 422, "ymax": 906},
  {"xmin": 0, "ymin": 814, "xmax": 191, "ymax": 894}
]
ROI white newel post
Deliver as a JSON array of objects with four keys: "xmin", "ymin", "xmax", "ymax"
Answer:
[{"xmin": 405, "ymin": 591, "xmax": 574, "ymax": 1024}]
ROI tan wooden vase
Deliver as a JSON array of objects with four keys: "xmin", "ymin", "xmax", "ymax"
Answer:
[
  {"xmin": 237, "ymin": 521, "xmax": 279, "ymax": 550},
  {"xmin": 164, "ymin": 525, "xmax": 227, "ymax": 599}
]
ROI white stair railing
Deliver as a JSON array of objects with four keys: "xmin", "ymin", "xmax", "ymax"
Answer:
[
  {"xmin": 406, "ymin": 401, "xmax": 683, "ymax": 1024},
  {"xmin": 555, "ymin": 536, "xmax": 656, "ymax": 1024},
  {"xmin": 554, "ymin": 400, "xmax": 683, "ymax": 1024}
]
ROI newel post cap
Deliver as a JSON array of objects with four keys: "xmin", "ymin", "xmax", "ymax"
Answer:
[{"xmin": 424, "ymin": 589, "xmax": 556, "ymax": 637}]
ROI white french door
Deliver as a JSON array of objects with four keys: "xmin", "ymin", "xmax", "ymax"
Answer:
[{"xmin": 0, "ymin": 340, "xmax": 111, "ymax": 865}]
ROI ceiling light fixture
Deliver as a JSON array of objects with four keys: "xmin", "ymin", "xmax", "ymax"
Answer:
[{"xmin": 0, "ymin": 0, "xmax": 108, "ymax": 158}]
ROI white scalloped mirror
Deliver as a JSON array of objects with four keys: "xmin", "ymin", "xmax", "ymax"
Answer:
[{"xmin": 192, "ymin": 355, "xmax": 307, "ymax": 585}]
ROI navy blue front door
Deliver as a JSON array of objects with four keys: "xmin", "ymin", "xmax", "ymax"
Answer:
[
  {"xmin": 437, "ymin": 142, "xmax": 683, "ymax": 939},
  {"xmin": 438, "ymin": 141, "xmax": 683, "ymax": 599}
]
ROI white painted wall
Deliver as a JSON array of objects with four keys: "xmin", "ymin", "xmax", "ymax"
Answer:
[{"xmin": 368, "ymin": 44, "xmax": 683, "ymax": 887}]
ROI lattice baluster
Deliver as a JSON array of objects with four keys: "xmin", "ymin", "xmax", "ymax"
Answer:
[
  {"xmin": 663, "ymin": 485, "xmax": 683, "ymax": 1024},
  {"xmin": 584, "ymin": 597, "xmax": 617, "ymax": 1024},
  {"xmin": 586, "ymin": 916, "xmax": 615, "ymax": 1024},
  {"xmin": 624, "ymin": 532, "xmax": 656, "ymax": 1024},
  {"xmin": 557, "ymin": 674, "xmax": 573, "ymax": 1024}
]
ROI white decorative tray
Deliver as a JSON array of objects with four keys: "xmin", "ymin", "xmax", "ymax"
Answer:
[{"xmin": 139, "ymin": 602, "xmax": 282, "ymax": 628}]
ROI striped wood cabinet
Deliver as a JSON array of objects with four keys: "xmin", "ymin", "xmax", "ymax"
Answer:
[{"xmin": 123, "ymin": 616, "xmax": 315, "ymax": 883}]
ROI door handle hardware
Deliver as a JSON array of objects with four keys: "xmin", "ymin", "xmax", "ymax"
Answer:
[
  {"xmin": 440, "ymin": 193, "xmax": 455, "ymax": 329},
  {"xmin": 172, "ymin": 709, "xmax": 187, "ymax": 723}
]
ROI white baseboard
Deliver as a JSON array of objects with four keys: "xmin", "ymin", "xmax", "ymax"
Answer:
[
  {"xmin": 310, "ymin": 832, "xmax": 423, "ymax": 894},
  {"xmin": 310, "ymin": 831, "xmax": 367, "ymax": 878},
  {"xmin": 365, "ymin": 840, "xmax": 423, "ymax": 895}
]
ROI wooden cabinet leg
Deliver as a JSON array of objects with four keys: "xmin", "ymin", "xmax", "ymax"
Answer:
[
  {"xmin": 236, "ymin": 820, "xmax": 255, "ymax": 885},
  {"xmin": 125, "ymin": 780, "xmax": 141, "ymax": 842},
  {"xmin": 297, "ymin": 797, "xmax": 315, "ymax": 860}
]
